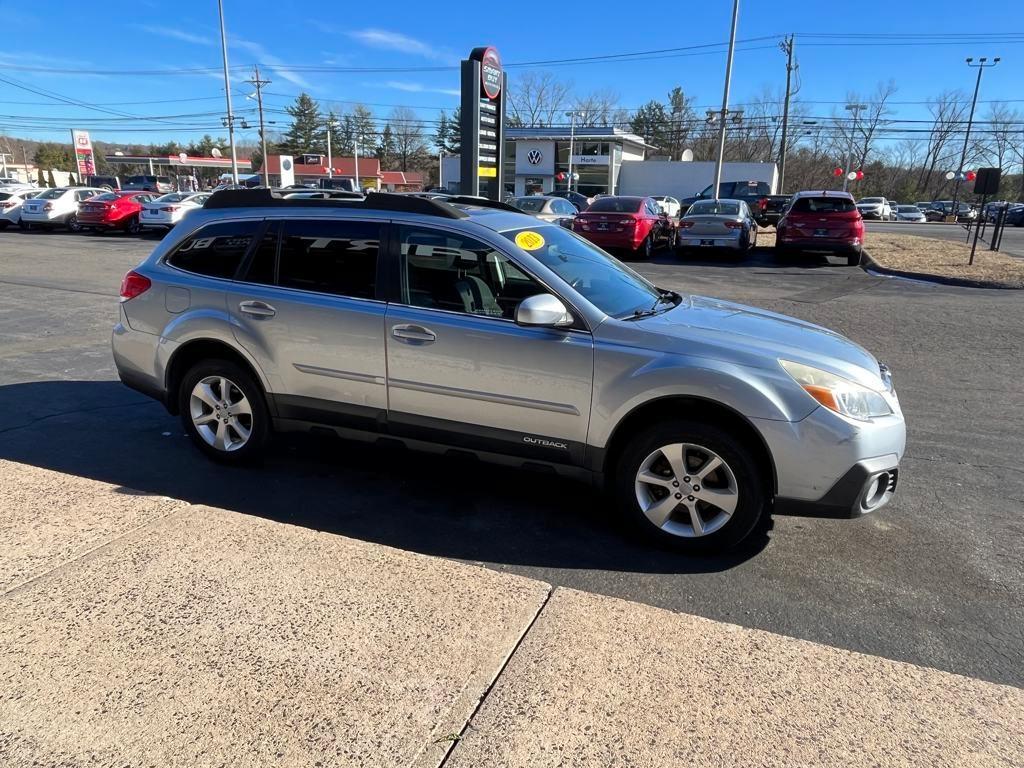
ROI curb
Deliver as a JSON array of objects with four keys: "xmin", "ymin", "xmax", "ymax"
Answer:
[{"xmin": 861, "ymin": 249, "xmax": 1022, "ymax": 290}]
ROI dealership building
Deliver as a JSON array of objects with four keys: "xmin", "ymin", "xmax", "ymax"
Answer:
[
  {"xmin": 443, "ymin": 126, "xmax": 652, "ymax": 198},
  {"xmin": 441, "ymin": 126, "xmax": 777, "ymax": 200}
]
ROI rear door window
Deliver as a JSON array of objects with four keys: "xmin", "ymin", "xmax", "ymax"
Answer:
[
  {"xmin": 167, "ymin": 220, "xmax": 261, "ymax": 279},
  {"xmin": 275, "ymin": 219, "xmax": 380, "ymax": 299}
]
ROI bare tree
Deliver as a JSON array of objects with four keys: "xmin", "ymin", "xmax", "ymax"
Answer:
[
  {"xmin": 980, "ymin": 102, "xmax": 1023, "ymax": 174},
  {"xmin": 387, "ymin": 107, "xmax": 428, "ymax": 171},
  {"xmin": 916, "ymin": 90, "xmax": 967, "ymax": 197},
  {"xmin": 507, "ymin": 71, "xmax": 573, "ymax": 127},
  {"xmin": 572, "ymin": 88, "xmax": 621, "ymax": 128}
]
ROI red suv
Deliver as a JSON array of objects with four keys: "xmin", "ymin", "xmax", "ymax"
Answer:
[
  {"xmin": 77, "ymin": 191, "xmax": 156, "ymax": 234},
  {"xmin": 775, "ymin": 191, "xmax": 864, "ymax": 266},
  {"xmin": 572, "ymin": 196, "xmax": 675, "ymax": 258}
]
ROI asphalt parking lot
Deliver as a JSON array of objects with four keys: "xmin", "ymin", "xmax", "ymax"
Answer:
[
  {"xmin": 866, "ymin": 219, "xmax": 1024, "ymax": 258},
  {"xmin": 1, "ymin": 228, "xmax": 1021, "ymax": 688}
]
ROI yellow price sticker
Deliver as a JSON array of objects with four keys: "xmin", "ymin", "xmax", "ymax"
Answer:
[{"xmin": 515, "ymin": 231, "xmax": 546, "ymax": 251}]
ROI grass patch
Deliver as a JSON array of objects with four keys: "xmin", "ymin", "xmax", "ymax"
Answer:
[{"xmin": 865, "ymin": 232, "xmax": 1024, "ymax": 289}]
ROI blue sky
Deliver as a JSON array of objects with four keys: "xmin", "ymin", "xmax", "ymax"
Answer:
[{"xmin": 0, "ymin": 0, "xmax": 1021, "ymax": 146}]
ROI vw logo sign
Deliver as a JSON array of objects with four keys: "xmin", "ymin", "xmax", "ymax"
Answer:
[
  {"xmin": 527, "ymin": 149, "xmax": 543, "ymax": 166},
  {"xmin": 282, "ymin": 158, "xmax": 292, "ymax": 171}
]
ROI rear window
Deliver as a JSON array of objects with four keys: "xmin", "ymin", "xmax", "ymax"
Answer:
[
  {"xmin": 586, "ymin": 197, "xmax": 644, "ymax": 213},
  {"xmin": 167, "ymin": 220, "xmax": 261, "ymax": 279},
  {"xmin": 514, "ymin": 198, "xmax": 546, "ymax": 213},
  {"xmin": 155, "ymin": 193, "xmax": 188, "ymax": 203},
  {"xmin": 688, "ymin": 200, "xmax": 740, "ymax": 216},
  {"xmin": 37, "ymin": 189, "xmax": 66, "ymax": 200},
  {"xmin": 791, "ymin": 197, "xmax": 856, "ymax": 213}
]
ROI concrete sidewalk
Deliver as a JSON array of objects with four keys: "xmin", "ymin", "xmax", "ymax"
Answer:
[{"xmin": 2, "ymin": 460, "xmax": 1021, "ymax": 767}]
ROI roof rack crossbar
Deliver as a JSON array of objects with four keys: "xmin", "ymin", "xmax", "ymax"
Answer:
[{"xmin": 444, "ymin": 195, "xmax": 522, "ymax": 213}]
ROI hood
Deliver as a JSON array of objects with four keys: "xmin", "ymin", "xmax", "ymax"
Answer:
[{"xmin": 624, "ymin": 295, "xmax": 884, "ymax": 389}]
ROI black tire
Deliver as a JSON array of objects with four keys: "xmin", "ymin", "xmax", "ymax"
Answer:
[
  {"xmin": 66, "ymin": 213, "xmax": 81, "ymax": 232},
  {"xmin": 18, "ymin": 219, "xmax": 29, "ymax": 230},
  {"xmin": 178, "ymin": 359, "xmax": 270, "ymax": 465},
  {"xmin": 635, "ymin": 234, "xmax": 653, "ymax": 260},
  {"xmin": 613, "ymin": 419, "xmax": 768, "ymax": 553},
  {"xmin": 126, "ymin": 216, "xmax": 142, "ymax": 235},
  {"xmin": 0, "ymin": 221, "xmax": 8, "ymax": 230},
  {"xmin": 847, "ymin": 248, "xmax": 862, "ymax": 267}
]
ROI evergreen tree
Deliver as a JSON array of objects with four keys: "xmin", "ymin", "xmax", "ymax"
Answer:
[
  {"xmin": 46, "ymin": 169, "xmax": 56, "ymax": 188},
  {"xmin": 435, "ymin": 111, "xmax": 450, "ymax": 153},
  {"xmin": 325, "ymin": 111, "xmax": 346, "ymax": 158},
  {"xmin": 350, "ymin": 104, "xmax": 376, "ymax": 154},
  {"xmin": 36, "ymin": 168, "xmax": 45, "ymax": 186},
  {"xmin": 338, "ymin": 114, "xmax": 356, "ymax": 156},
  {"xmin": 33, "ymin": 142, "xmax": 72, "ymax": 171},
  {"xmin": 630, "ymin": 100, "xmax": 669, "ymax": 150},
  {"xmin": 280, "ymin": 93, "xmax": 323, "ymax": 156},
  {"xmin": 449, "ymin": 106, "xmax": 462, "ymax": 155},
  {"xmin": 375, "ymin": 124, "xmax": 396, "ymax": 168}
]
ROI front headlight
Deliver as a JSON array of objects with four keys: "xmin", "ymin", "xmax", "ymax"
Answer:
[{"xmin": 780, "ymin": 360, "xmax": 892, "ymax": 421}]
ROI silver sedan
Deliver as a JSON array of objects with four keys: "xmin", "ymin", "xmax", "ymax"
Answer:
[
  {"xmin": 513, "ymin": 196, "xmax": 579, "ymax": 226},
  {"xmin": 676, "ymin": 198, "xmax": 758, "ymax": 253}
]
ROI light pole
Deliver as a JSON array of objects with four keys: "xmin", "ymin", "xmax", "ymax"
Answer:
[
  {"xmin": 354, "ymin": 138, "xmax": 360, "ymax": 192},
  {"xmin": 950, "ymin": 57, "xmax": 999, "ymax": 221},
  {"xmin": 842, "ymin": 103, "xmax": 867, "ymax": 192},
  {"xmin": 216, "ymin": 0, "xmax": 239, "ymax": 185},
  {"xmin": 565, "ymin": 110, "xmax": 582, "ymax": 193},
  {"xmin": 712, "ymin": 0, "xmax": 740, "ymax": 201},
  {"xmin": 325, "ymin": 118, "xmax": 336, "ymax": 180}
]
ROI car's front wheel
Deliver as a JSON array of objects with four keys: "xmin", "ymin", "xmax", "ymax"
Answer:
[
  {"xmin": 66, "ymin": 213, "xmax": 81, "ymax": 232},
  {"xmin": 614, "ymin": 420, "xmax": 768, "ymax": 553},
  {"xmin": 178, "ymin": 360, "xmax": 269, "ymax": 465}
]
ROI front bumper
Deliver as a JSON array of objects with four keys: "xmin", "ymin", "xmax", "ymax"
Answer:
[
  {"xmin": 755, "ymin": 400, "xmax": 905, "ymax": 518},
  {"xmin": 858, "ymin": 209, "xmax": 883, "ymax": 219}
]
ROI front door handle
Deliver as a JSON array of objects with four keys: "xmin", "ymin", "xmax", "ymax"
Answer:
[
  {"xmin": 239, "ymin": 300, "xmax": 276, "ymax": 318},
  {"xmin": 391, "ymin": 324, "xmax": 436, "ymax": 344}
]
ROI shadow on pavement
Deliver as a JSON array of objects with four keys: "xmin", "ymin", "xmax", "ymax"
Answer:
[{"xmin": 0, "ymin": 379, "xmax": 769, "ymax": 575}]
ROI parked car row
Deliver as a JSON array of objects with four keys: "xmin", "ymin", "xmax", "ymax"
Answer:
[{"xmin": 0, "ymin": 184, "xmax": 212, "ymax": 234}]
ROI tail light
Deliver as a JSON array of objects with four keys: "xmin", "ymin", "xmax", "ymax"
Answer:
[
  {"xmin": 678, "ymin": 221, "xmax": 694, "ymax": 229},
  {"xmin": 119, "ymin": 270, "xmax": 151, "ymax": 302},
  {"xmin": 161, "ymin": 206, "xmax": 180, "ymax": 212},
  {"xmin": 43, "ymin": 202, "xmax": 54, "ymax": 211},
  {"xmin": 724, "ymin": 221, "xmax": 743, "ymax": 229},
  {"xmin": 0, "ymin": 201, "xmax": 14, "ymax": 209}
]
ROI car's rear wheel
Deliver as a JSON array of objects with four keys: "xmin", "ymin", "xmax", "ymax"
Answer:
[
  {"xmin": 178, "ymin": 360, "xmax": 269, "ymax": 465},
  {"xmin": 614, "ymin": 420, "xmax": 767, "ymax": 553},
  {"xmin": 847, "ymin": 247, "xmax": 862, "ymax": 267},
  {"xmin": 66, "ymin": 213, "xmax": 81, "ymax": 232},
  {"xmin": 126, "ymin": 216, "xmax": 141, "ymax": 235},
  {"xmin": 635, "ymin": 234, "xmax": 653, "ymax": 260}
]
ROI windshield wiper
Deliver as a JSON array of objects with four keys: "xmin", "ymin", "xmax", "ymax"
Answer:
[{"xmin": 649, "ymin": 289, "xmax": 681, "ymax": 312}]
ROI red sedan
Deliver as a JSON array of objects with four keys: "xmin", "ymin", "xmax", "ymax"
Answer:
[
  {"xmin": 77, "ymin": 191, "xmax": 157, "ymax": 234},
  {"xmin": 572, "ymin": 196, "xmax": 676, "ymax": 259}
]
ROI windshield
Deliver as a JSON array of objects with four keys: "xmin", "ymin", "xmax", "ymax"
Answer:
[
  {"xmin": 586, "ymin": 197, "xmax": 644, "ymax": 213},
  {"xmin": 514, "ymin": 198, "xmax": 547, "ymax": 213},
  {"xmin": 37, "ymin": 189, "xmax": 66, "ymax": 200},
  {"xmin": 859, "ymin": 198, "xmax": 884, "ymax": 204},
  {"xmin": 501, "ymin": 225, "xmax": 661, "ymax": 319},
  {"xmin": 897, "ymin": 206, "xmax": 919, "ymax": 213},
  {"xmin": 688, "ymin": 200, "xmax": 740, "ymax": 216}
]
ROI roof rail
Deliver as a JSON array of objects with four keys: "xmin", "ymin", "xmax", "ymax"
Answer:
[
  {"xmin": 203, "ymin": 188, "xmax": 467, "ymax": 219},
  {"xmin": 445, "ymin": 195, "xmax": 522, "ymax": 213}
]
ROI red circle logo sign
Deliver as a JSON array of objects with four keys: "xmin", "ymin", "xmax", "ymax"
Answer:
[{"xmin": 480, "ymin": 47, "xmax": 502, "ymax": 100}]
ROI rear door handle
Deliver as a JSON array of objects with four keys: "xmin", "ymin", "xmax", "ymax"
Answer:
[
  {"xmin": 391, "ymin": 324, "xmax": 436, "ymax": 343},
  {"xmin": 239, "ymin": 300, "xmax": 276, "ymax": 318}
]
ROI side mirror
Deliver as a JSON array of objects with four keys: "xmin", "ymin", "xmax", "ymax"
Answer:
[{"xmin": 516, "ymin": 293, "xmax": 574, "ymax": 328}]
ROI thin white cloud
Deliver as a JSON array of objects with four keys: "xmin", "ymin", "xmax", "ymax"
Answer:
[
  {"xmin": 233, "ymin": 38, "xmax": 311, "ymax": 90},
  {"xmin": 348, "ymin": 29, "xmax": 454, "ymax": 63},
  {"xmin": 135, "ymin": 25, "xmax": 214, "ymax": 46},
  {"xmin": 374, "ymin": 80, "xmax": 460, "ymax": 97}
]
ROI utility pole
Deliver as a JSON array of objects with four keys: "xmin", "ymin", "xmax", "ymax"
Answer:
[
  {"xmin": 777, "ymin": 35, "xmax": 795, "ymax": 193},
  {"xmin": 565, "ymin": 110, "xmax": 580, "ymax": 193},
  {"xmin": 712, "ymin": 0, "xmax": 740, "ymax": 201},
  {"xmin": 246, "ymin": 66, "xmax": 272, "ymax": 187},
  {"xmin": 950, "ymin": 57, "xmax": 999, "ymax": 222},
  {"xmin": 842, "ymin": 103, "xmax": 867, "ymax": 192},
  {"xmin": 216, "ymin": 0, "xmax": 239, "ymax": 184}
]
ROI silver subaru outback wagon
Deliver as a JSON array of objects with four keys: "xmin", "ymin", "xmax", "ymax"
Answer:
[{"xmin": 112, "ymin": 189, "xmax": 905, "ymax": 552}]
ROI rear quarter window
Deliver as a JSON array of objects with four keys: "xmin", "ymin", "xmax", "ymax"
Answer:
[{"xmin": 166, "ymin": 220, "xmax": 262, "ymax": 279}]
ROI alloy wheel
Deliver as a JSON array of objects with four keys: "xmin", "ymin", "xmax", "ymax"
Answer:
[
  {"xmin": 189, "ymin": 375, "xmax": 254, "ymax": 452},
  {"xmin": 634, "ymin": 442, "xmax": 739, "ymax": 538},
  {"xmin": 67, "ymin": 214, "xmax": 80, "ymax": 232}
]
